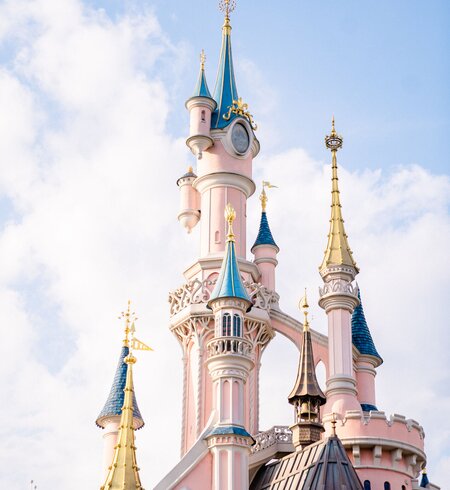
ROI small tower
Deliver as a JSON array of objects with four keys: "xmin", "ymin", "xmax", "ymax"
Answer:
[
  {"xmin": 185, "ymin": 50, "xmax": 216, "ymax": 160},
  {"xmin": 352, "ymin": 288, "xmax": 383, "ymax": 412},
  {"xmin": 251, "ymin": 182, "xmax": 279, "ymax": 291},
  {"xmin": 288, "ymin": 291, "xmax": 326, "ymax": 449},
  {"xmin": 318, "ymin": 118, "xmax": 361, "ymax": 416},
  {"xmin": 177, "ymin": 166, "xmax": 201, "ymax": 233},
  {"xmin": 96, "ymin": 303, "xmax": 144, "ymax": 477},
  {"xmin": 205, "ymin": 203, "xmax": 254, "ymax": 490},
  {"xmin": 100, "ymin": 351, "xmax": 144, "ymax": 490}
]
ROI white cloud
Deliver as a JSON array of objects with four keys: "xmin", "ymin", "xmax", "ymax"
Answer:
[{"xmin": 0, "ymin": 1, "xmax": 448, "ymax": 488}]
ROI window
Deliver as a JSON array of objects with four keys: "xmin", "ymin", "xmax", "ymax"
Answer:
[
  {"xmin": 363, "ymin": 481, "xmax": 371, "ymax": 490},
  {"xmin": 222, "ymin": 313, "xmax": 231, "ymax": 336},
  {"xmin": 201, "ymin": 110, "xmax": 206, "ymax": 122},
  {"xmin": 401, "ymin": 486, "xmax": 406, "ymax": 490},
  {"xmin": 233, "ymin": 314, "xmax": 241, "ymax": 337},
  {"xmin": 384, "ymin": 483, "xmax": 390, "ymax": 490}
]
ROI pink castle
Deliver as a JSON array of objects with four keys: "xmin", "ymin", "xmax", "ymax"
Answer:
[{"xmin": 95, "ymin": 2, "xmax": 439, "ymax": 489}]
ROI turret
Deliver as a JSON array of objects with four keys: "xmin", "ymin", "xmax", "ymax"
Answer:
[
  {"xmin": 288, "ymin": 291, "xmax": 326, "ymax": 449},
  {"xmin": 185, "ymin": 50, "xmax": 216, "ymax": 160},
  {"xmin": 251, "ymin": 182, "xmax": 279, "ymax": 290},
  {"xmin": 318, "ymin": 118, "xmax": 361, "ymax": 416},
  {"xmin": 206, "ymin": 204, "xmax": 254, "ymax": 490},
  {"xmin": 96, "ymin": 302, "xmax": 150, "ymax": 478},
  {"xmin": 177, "ymin": 166, "xmax": 201, "ymax": 233},
  {"xmin": 352, "ymin": 288, "xmax": 383, "ymax": 412}
]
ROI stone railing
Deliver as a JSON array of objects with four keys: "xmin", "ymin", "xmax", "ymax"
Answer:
[
  {"xmin": 251, "ymin": 426, "xmax": 292, "ymax": 453},
  {"xmin": 206, "ymin": 336, "xmax": 253, "ymax": 359},
  {"xmin": 168, "ymin": 279, "xmax": 280, "ymax": 317},
  {"xmin": 319, "ymin": 279, "xmax": 358, "ymax": 298}
]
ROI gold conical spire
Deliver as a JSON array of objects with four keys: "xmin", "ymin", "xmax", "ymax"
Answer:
[
  {"xmin": 320, "ymin": 118, "xmax": 359, "ymax": 274},
  {"xmin": 101, "ymin": 304, "xmax": 144, "ymax": 490}
]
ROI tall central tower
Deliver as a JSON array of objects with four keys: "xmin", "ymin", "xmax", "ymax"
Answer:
[{"xmin": 169, "ymin": 0, "xmax": 275, "ymax": 466}]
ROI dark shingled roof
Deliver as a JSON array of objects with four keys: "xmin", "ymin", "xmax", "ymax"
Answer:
[
  {"xmin": 250, "ymin": 435, "xmax": 363, "ymax": 490},
  {"xmin": 96, "ymin": 345, "xmax": 144, "ymax": 429},
  {"xmin": 361, "ymin": 403, "xmax": 378, "ymax": 412},
  {"xmin": 351, "ymin": 289, "xmax": 382, "ymax": 362},
  {"xmin": 251, "ymin": 212, "xmax": 278, "ymax": 251}
]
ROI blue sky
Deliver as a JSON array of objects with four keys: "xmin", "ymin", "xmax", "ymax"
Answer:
[
  {"xmin": 0, "ymin": 1, "xmax": 448, "ymax": 488},
  {"xmin": 86, "ymin": 0, "xmax": 450, "ymax": 175}
]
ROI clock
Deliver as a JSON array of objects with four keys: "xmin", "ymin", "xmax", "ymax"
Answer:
[{"xmin": 231, "ymin": 123, "xmax": 250, "ymax": 154}]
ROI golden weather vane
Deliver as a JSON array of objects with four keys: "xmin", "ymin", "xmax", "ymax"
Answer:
[
  {"xmin": 119, "ymin": 301, "xmax": 153, "ymax": 352},
  {"xmin": 219, "ymin": 0, "xmax": 236, "ymax": 18},
  {"xmin": 260, "ymin": 181, "xmax": 278, "ymax": 211}
]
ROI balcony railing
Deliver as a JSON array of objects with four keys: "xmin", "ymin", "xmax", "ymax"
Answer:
[{"xmin": 206, "ymin": 336, "xmax": 253, "ymax": 359}]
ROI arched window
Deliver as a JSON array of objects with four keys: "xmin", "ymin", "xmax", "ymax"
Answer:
[
  {"xmin": 201, "ymin": 110, "xmax": 206, "ymax": 122},
  {"xmin": 384, "ymin": 483, "xmax": 390, "ymax": 490},
  {"xmin": 222, "ymin": 313, "xmax": 231, "ymax": 336},
  {"xmin": 401, "ymin": 486, "xmax": 406, "ymax": 490},
  {"xmin": 233, "ymin": 314, "xmax": 241, "ymax": 337},
  {"xmin": 363, "ymin": 482, "xmax": 371, "ymax": 490}
]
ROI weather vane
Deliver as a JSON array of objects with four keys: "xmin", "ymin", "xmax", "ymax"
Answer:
[
  {"xmin": 219, "ymin": 0, "xmax": 236, "ymax": 17},
  {"xmin": 260, "ymin": 181, "xmax": 278, "ymax": 211},
  {"xmin": 119, "ymin": 300, "xmax": 153, "ymax": 352}
]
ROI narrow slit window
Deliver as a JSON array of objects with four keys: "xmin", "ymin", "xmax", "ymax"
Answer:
[
  {"xmin": 363, "ymin": 482, "xmax": 371, "ymax": 490},
  {"xmin": 201, "ymin": 110, "xmax": 206, "ymax": 122},
  {"xmin": 384, "ymin": 483, "xmax": 391, "ymax": 490},
  {"xmin": 233, "ymin": 314, "xmax": 241, "ymax": 337},
  {"xmin": 222, "ymin": 313, "xmax": 231, "ymax": 336}
]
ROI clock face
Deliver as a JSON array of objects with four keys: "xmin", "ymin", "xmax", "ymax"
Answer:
[{"xmin": 231, "ymin": 123, "xmax": 250, "ymax": 154}]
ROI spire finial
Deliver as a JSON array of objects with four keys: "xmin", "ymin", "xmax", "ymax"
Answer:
[
  {"xmin": 119, "ymin": 300, "xmax": 138, "ymax": 347},
  {"xmin": 200, "ymin": 49, "xmax": 206, "ymax": 70},
  {"xmin": 320, "ymin": 117, "xmax": 358, "ymax": 273},
  {"xmin": 225, "ymin": 203, "xmax": 236, "ymax": 242},
  {"xmin": 299, "ymin": 289, "xmax": 309, "ymax": 331},
  {"xmin": 331, "ymin": 413, "xmax": 337, "ymax": 436},
  {"xmin": 260, "ymin": 181, "xmax": 278, "ymax": 212},
  {"xmin": 219, "ymin": 0, "xmax": 236, "ymax": 27}
]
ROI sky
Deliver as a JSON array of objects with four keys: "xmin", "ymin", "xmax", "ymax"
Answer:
[{"xmin": 0, "ymin": 0, "xmax": 448, "ymax": 488}]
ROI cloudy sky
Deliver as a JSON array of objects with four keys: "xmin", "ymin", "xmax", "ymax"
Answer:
[{"xmin": 0, "ymin": 0, "xmax": 448, "ymax": 488}]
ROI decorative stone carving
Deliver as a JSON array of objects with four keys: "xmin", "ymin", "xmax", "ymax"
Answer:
[
  {"xmin": 206, "ymin": 336, "xmax": 253, "ymax": 359},
  {"xmin": 251, "ymin": 426, "xmax": 292, "ymax": 453},
  {"xmin": 168, "ymin": 279, "xmax": 280, "ymax": 317},
  {"xmin": 319, "ymin": 278, "xmax": 359, "ymax": 298}
]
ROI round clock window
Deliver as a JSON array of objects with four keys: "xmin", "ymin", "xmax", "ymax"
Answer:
[{"xmin": 231, "ymin": 123, "xmax": 250, "ymax": 154}]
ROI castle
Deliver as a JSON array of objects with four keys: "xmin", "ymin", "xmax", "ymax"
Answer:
[{"xmin": 95, "ymin": 2, "xmax": 439, "ymax": 489}]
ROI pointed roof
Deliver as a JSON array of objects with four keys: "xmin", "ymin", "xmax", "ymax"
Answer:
[
  {"xmin": 288, "ymin": 295, "xmax": 326, "ymax": 406},
  {"xmin": 250, "ymin": 435, "xmax": 363, "ymax": 490},
  {"xmin": 320, "ymin": 118, "xmax": 359, "ymax": 274},
  {"xmin": 252, "ymin": 186, "xmax": 278, "ymax": 251},
  {"xmin": 100, "ymin": 353, "xmax": 144, "ymax": 490},
  {"xmin": 352, "ymin": 288, "xmax": 382, "ymax": 363},
  {"xmin": 96, "ymin": 345, "xmax": 144, "ymax": 429},
  {"xmin": 208, "ymin": 204, "xmax": 251, "ymax": 305},
  {"xmin": 192, "ymin": 49, "xmax": 212, "ymax": 98},
  {"xmin": 211, "ymin": 8, "xmax": 239, "ymax": 129},
  {"xmin": 420, "ymin": 469, "xmax": 430, "ymax": 488}
]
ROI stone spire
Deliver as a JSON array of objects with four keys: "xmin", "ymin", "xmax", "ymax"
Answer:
[
  {"xmin": 320, "ymin": 117, "xmax": 359, "ymax": 275},
  {"xmin": 288, "ymin": 291, "xmax": 326, "ymax": 448},
  {"xmin": 100, "ymin": 351, "xmax": 144, "ymax": 490},
  {"xmin": 211, "ymin": 0, "xmax": 239, "ymax": 129}
]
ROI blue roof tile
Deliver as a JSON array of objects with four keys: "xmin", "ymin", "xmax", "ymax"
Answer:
[
  {"xmin": 209, "ymin": 238, "xmax": 250, "ymax": 304},
  {"xmin": 351, "ymin": 289, "xmax": 382, "ymax": 362},
  {"xmin": 207, "ymin": 425, "xmax": 253, "ymax": 438},
  {"xmin": 251, "ymin": 211, "xmax": 278, "ymax": 251},
  {"xmin": 360, "ymin": 403, "xmax": 378, "ymax": 412},
  {"xmin": 96, "ymin": 345, "xmax": 144, "ymax": 429}
]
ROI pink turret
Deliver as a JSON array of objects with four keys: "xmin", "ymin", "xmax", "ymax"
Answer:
[
  {"xmin": 177, "ymin": 166, "xmax": 201, "ymax": 233},
  {"xmin": 251, "ymin": 183, "xmax": 279, "ymax": 291}
]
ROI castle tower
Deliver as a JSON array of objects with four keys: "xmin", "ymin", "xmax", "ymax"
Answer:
[
  {"xmin": 96, "ymin": 303, "xmax": 144, "ymax": 477},
  {"xmin": 251, "ymin": 182, "xmax": 279, "ymax": 291},
  {"xmin": 100, "ymin": 350, "xmax": 144, "ymax": 490},
  {"xmin": 318, "ymin": 118, "xmax": 362, "ymax": 416},
  {"xmin": 205, "ymin": 204, "xmax": 255, "ymax": 490},
  {"xmin": 288, "ymin": 291, "xmax": 326, "ymax": 449},
  {"xmin": 169, "ymin": 0, "xmax": 274, "ymax": 464}
]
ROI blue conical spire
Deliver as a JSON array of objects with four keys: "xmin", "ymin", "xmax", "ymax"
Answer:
[
  {"xmin": 211, "ymin": 11, "xmax": 239, "ymax": 129},
  {"xmin": 251, "ymin": 185, "xmax": 279, "ymax": 251},
  {"xmin": 209, "ymin": 204, "xmax": 251, "ymax": 305},
  {"xmin": 420, "ymin": 469, "xmax": 430, "ymax": 487},
  {"xmin": 351, "ymin": 288, "xmax": 382, "ymax": 363},
  {"xmin": 96, "ymin": 345, "xmax": 144, "ymax": 429},
  {"xmin": 192, "ymin": 49, "xmax": 212, "ymax": 98}
]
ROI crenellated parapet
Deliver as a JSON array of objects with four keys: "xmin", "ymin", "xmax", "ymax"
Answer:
[{"xmin": 323, "ymin": 410, "xmax": 426, "ymax": 484}]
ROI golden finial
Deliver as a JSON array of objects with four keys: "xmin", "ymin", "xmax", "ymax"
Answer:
[
  {"xmin": 200, "ymin": 49, "xmax": 206, "ymax": 70},
  {"xmin": 224, "ymin": 203, "xmax": 236, "ymax": 242},
  {"xmin": 219, "ymin": 0, "xmax": 236, "ymax": 27},
  {"xmin": 187, "ymin": 165, "xmax": 193, "ymax": 173},
  {"xmin": 119, "ymin": 300, "xmax": 138, "ymax": 347},
  {"xmin": 331, "ymin": 413, "xmax": 337, "ymax": 436},
  {"xmin": 260, "ymin": 181, "xmax": 278, "ymax": 212},
  {"xmin": 299, "ymin": 289, "xmax": 310, "ymax": 331}
]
